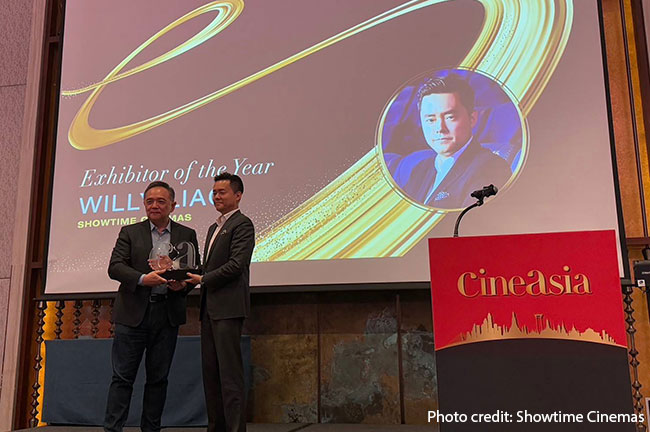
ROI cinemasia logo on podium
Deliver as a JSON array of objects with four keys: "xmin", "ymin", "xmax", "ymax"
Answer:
[{"xmin": 457, "ymin": 266, "xmax": 591, "ymax": 298}]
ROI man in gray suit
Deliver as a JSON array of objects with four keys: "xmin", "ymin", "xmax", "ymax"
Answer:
[
  {"xmin": 105, "ymin": 181, "xmax": 199, "ymax": 432},
  {"xmin": 186, "ymin": 172, "xmax": 255, "ymax": 432}
]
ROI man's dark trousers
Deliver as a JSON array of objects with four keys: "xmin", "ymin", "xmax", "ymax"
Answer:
[
  {"xmin": 201, "ymin": 314, "xmax": 245, "ymax": 432},
  {"xmin": 104, "ymin": 300, "xmax": 178, "ymax": 432}
]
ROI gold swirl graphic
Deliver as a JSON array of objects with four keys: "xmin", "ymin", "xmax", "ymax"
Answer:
[
  {"xmin": 66, "ymin": 0, "xmax": 461, "ymax": 150},
  {"xmin": 65, "ymin": 0, "xmax": 244, "ymax": 149},
  {"xmin": 62, "ymin": 2, "xmax": 243, "ymax": 97},
  {"xmin": 65, "ymin": 0, "xmax": 573, "ymax": 262}
]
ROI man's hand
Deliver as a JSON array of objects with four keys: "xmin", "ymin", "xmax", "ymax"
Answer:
[
  {"xmin": 168, "ymin": 280, "xmax": 187, "ymax": 291},
  {"xmin": 185, "ymin": 273, "xmax": 202, "ymax": 285},
  {"xmin": 141, "ymin": 269, "xmax": 167, "ymax": 286}
]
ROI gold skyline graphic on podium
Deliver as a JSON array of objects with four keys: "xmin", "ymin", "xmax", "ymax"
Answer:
[{"xmin": 445, "ymin": 312, "xmax": 623, "ymax": 349}]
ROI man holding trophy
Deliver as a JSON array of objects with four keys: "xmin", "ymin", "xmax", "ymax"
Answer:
[{"xmin": 104, "ymin": 181, "xmax": 200, "ymax": 432}]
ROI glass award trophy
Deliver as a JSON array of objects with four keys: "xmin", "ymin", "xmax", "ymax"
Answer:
[{"xmin": 148, "ymin": 241, "xmax": 201, "ymax": 280}]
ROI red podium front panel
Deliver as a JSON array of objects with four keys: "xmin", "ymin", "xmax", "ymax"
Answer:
[
  {"xmin": 429, "ymin": 230, "xmax": 626, "ymax": 351},
  {"xmin": 428, "ymin": 230, "xmax": 635, "ymax": 432}
]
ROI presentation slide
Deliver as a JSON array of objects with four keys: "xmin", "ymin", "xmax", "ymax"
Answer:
[{"xmin": 46, "ymin": 0, "xmax": 623, "ymax": 293}]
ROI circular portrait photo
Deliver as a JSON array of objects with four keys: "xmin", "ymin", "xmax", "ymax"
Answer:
[{"xmin": 378, "ymin": 68, "xmax": 526, "ymax": 210}]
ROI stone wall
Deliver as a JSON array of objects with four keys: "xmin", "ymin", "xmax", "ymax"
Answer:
[{"xmin": 0, "ymin": 0, "xmax": 35, "ymax": 401}]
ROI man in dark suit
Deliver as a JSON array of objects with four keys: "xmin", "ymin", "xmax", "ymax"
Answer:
[
  {"xmin": 389, "ymin": 75, "xmax": 511, "ymax": 209},
  {"xmin": 186, "ymin": 172, "xmax": 255, "ymax": 432},
  {"xmin": 104, "ymin": 181, "xmax": 199, "ymax": 432}
]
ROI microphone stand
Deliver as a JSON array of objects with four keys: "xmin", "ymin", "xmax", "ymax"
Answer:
[{"xmin": 453, "ymin": 196, "xmax": 485, "ymax": 237}]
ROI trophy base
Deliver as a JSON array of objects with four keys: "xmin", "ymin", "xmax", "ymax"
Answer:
[{"xmin": 162, "ymin": 268, "xmax": 202, "ymax": 281}]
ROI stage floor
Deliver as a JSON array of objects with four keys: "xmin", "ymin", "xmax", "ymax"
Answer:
[{"xmin": 15, "ymin": 424, "xmax": 435, "ymax": 432}]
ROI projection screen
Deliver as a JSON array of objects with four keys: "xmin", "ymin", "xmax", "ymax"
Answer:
[{"xmin": 46, "ymin": 0, "xmax": 625, "ymax": 294}]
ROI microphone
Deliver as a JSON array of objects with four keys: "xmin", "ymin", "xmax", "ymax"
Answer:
[
  {"xmin": 454, "ymin": 184, "xmax": 498, "ymax": 237},
  {"xmin": 470, "ymin": 184, "xmax": 498, "ymax": 201}
]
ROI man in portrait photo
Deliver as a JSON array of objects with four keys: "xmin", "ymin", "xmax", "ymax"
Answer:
[{"xmin": 388, "ymin": 74, "xmax": 512, "ymax": 209}]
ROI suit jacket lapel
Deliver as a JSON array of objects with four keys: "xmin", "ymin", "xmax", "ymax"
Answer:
[
  {"xmin": 140, "ymin": 220, "xmax": 153, "ymax": 253},
  {"xmin": 206, "ymin": 210, "xmax": 241, "ymax": 263},
  {"xmin": 433, "ymin": 139, "xmax": 480, "ymax": 196},
  {"xmin": 415, "ymin": 157, "xmax": 437, "ymax": 203},
  {"xmin": 204, "ymin": 223, "xmax": 217, "ymax": 263}
]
